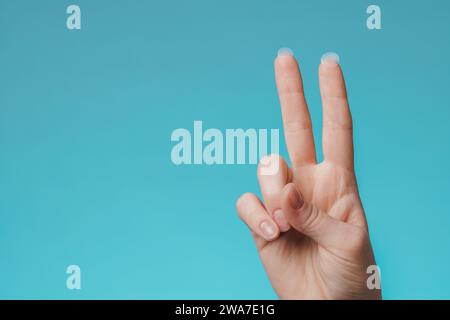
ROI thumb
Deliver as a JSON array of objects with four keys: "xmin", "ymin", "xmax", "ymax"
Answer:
[{"xmin": 281, "ymin": 183, "xmax": 353, "ymax": 249}]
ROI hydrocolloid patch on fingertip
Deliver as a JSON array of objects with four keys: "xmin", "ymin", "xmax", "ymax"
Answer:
[
  {"xmin": 277, "ymin": 47, "xmax": 294, "ymax": 57},
  {"xmin": 321, "ymin": 52, "xmax": 340, "ymax": 66}
]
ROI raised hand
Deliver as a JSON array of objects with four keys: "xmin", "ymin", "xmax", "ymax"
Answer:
[{"xmin": 236, "ymin": 49, "xmax": 381, "ymax": 299}]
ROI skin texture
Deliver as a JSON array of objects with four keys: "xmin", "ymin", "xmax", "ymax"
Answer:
[{"xmin": 236, "ymin": 52, "xmax": 381, "ymax": 300}]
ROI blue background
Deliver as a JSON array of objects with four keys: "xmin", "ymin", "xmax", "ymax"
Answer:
[{"xmin": 1, "ymin": 0, "xmax": 449, "ymax": 299}]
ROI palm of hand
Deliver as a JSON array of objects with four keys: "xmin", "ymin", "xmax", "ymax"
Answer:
[{"xmin": 259, "ymin": 163, "xmax": 375, "ymax": 299}]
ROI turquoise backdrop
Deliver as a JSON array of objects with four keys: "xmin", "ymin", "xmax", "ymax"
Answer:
[{"xmin": 1, "ymin": 0, "xmax": 449, "ymax": 299}]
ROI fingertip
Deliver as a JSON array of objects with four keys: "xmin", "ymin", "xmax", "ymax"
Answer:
[
  {"xmin": 281, "ymin": 183, "xmax": 296, "ymax": 199},
  {"xmin": 319, "ymin": 54, "xmax": 346, "ymax": 87},
  {"xmin": 275, "ymin": 52, "xmax": 298, "ymax": 71},
  {"xmin": 257, "ymin": 154, "xmax": 288, "ymax": 178},
  {"xmin": 257, "ymin": 154, "xmax": 278, "ymax": 175},
  {"xmin": 235, "ymin": 193, "xmax": 281, "ymax": 243},
  {"xmin": 281, "ymin": 184, "xmax": 293, "ymax": 211},
  {"xmin": 320, "ymin": 52, "xmax": 340, "ymax": 67},
  {"xmin": 275, "ymin": 48, "xmax": 299, "ymax": 73},
  {"xmin": 319, "ymin": 52, "xmax": 342, "ymax": 75},
  {"xmin": 274, "ymin": 209, "xmax": 291, "ymax": 232},
  {"xmin": 277, "ymin": 47, "xmax": 294, "ymax": 57},
  {"xmin": 236, "ymin": 192, "xmax": 255, "ymax": 212}
]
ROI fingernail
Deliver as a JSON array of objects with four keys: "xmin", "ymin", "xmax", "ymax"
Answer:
[
  {"xmin": 278, "ymin": 47, "xmax": 294, "ymax": 57},
  {"xmin": 321, "ymin": 52, "xmax": 340, "ymax": 67},
  {"xmin": 260, "ymin": 220, "xmax": 277, "ymax": 240},
  {"xmin": 274, "ymin": 209, "xmax": 290, "ymax": 232},
  {"xmin": 288, "ymin": 186, "xmax": 304, "ymax": 210}
]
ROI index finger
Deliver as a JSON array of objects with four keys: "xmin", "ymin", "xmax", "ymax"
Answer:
[{"xmin": 275, "ymin": 49, "xmax": 316, "ymax": 167}]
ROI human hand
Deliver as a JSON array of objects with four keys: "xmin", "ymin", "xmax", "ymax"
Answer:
[{"xmin": 236, "ymin": 50, "xmax": 381, "ymax": 300}]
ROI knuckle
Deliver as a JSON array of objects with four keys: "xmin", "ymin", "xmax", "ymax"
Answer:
[
  {"xmin": 298, "ymin": 205, "xmax": 322, "ymax": 233},
  {"xmin": 279, "ymin": 85, "xmax": 303, "ymax": 96},
  {"xmin": 284, "ymin": 119, "xmax": 312, "ymax": 133},
  {"xmin": 324, "ymin": 118, "xmax": 353, "ymax": 131},
  {"xmin": 347, "ymin": 227, "xmax": 369, "ymax": 252}
]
